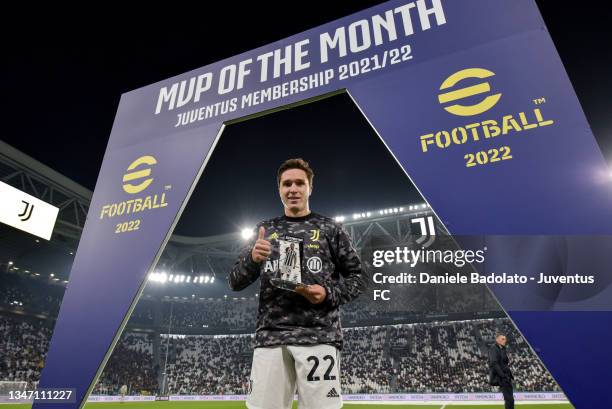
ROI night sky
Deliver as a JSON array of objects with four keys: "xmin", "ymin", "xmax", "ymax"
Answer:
[{"xmin": 2, "ymin": 2, "xmax": 611, "ymax": 236}]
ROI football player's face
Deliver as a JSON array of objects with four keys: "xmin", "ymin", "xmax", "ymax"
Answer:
[{"xmin": 279, "ymin": 168, "xmax": 311, "ymax": 214}]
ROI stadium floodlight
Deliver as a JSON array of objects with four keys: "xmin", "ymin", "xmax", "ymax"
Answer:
[
  {"xmin": 169, "ymin": 274, "xmax": 174, "ymax": 281},
  {"xmin": 211, "ymin": 276, "xmax": 215, "ymax": 283},
  {"xmin": 366, "ymin": 212, "xmax": 371, "ymax": 217},
  {"xmin": 8, "ymin": 261, "xmax": 13, "ymax": 265},
  {"xmin": 173, "ymin": 276, "xmax": 180, "ymax": 283},
  {"xmin": 204, "ymin": 275, "xmax": 210, "ymax": 283},
  {"xmin": 241, "ymin": 228, "xmax": 253, "ymax": 240},
  {"xmin": 224, "ymin": 294, "xmax": 227, "ymax": 298},
  {"xmin": 187, "ymin": 276, "xmax": 191, "ymax": 283},
  {"xmin": 400, "ymin": 207, "xmax": 404, "ymax": 212},
  {"xmin": 422, "ymin": 204, "xmax": 427, "ymax": 209},
  {"xmin": 50, "ymin": 273, "xmax": 54, "ymax": 277}
]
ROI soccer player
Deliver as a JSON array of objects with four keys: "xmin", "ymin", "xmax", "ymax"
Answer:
[{"xmin": 229, "ymin": 158, "xmax": 367, "ymax": 409}]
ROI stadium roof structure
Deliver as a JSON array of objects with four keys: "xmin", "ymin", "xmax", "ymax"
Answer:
[{"xmin": 0, "ymin": 139, "xmax": 91, "ymax": 242}]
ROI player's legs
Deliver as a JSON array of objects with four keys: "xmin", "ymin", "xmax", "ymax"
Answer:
[
  {"xmin": 247, "ymin": 346, "xmax": 296, "ymax": 409},
  {"xmin": 289, "ymin": 344, "xmax": 342, "ymax": 409}
]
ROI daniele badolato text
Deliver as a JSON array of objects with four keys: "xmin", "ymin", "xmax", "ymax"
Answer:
[{"xmin": 370, "ymin": 247, "xmax": 595, "ymax": 300}]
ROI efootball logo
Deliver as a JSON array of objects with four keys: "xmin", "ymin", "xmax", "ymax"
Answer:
[
  {"xmin": 122, "ymin": 156, "xmax": 157, "ymax": 194},
  {"xmin": 438, "ymin": 68, "xmax": 501, "ymax": 116}
]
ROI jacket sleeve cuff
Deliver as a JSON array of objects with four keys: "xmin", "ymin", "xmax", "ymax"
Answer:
[
  {"xmin": 245, "ymin": 249, "xmax": 260, "ymax": 270},
  {"xmin": 321, "ymin": 281, "xmax": 338, "ymax": 308}
]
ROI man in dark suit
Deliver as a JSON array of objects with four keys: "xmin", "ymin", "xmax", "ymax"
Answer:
[{"xmin": 488, "ymin": 333, "xmax": 514, "ymax": 409}]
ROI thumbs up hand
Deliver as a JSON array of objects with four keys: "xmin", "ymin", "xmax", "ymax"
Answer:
[{"xmin": 251, "ymin": 226, "xmax": 272, "ymax": 263}]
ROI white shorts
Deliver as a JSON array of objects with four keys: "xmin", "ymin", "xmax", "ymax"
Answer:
[{"xmin": 247, "ymin": 344, "xmax": 342, "ymax": 409}]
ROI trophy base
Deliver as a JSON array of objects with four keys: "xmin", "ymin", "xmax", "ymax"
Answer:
[{"xmin": 270, "ymin": 278, "xmax": 307, "ymax": 292}]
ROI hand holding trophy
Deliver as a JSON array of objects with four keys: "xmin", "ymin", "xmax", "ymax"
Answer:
[
  {"xmin": 253, "ymin": 226, "xmax": 326, "ymax": 302},
  {"xmin": 295, "ymin": 283, "xmax": 326, "ymax": 304}
]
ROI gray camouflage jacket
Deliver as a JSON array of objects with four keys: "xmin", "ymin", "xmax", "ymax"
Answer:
[{"xmin": 228, "ymin": 212, "xmax": 367, "ymax": 349}]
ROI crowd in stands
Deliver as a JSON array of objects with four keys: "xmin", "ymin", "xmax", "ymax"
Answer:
[
  {"xmin": 162, "ymin": 334, "xmax": 252, "ymax": 395},
  {"xmin": 342, "ymin": 326, "xmax": 393, "ymax": 393},
  {"xmin": 159, "ymin": 319, "xmax": 559, "ymax": 395},
  {"xmin": 0, "ymin": 316, "xmax": 51, "ymax": 388},
  {"xmin": 395, "ymin": 319, "xmax": 559, "ymax": 393},
  {"xmin": 0, "ymin": 313, "xmax": 560, "ymax": 396},
  {"xmin": 92, "ymin": 333, "xmax": 158, "ymax": 395}
]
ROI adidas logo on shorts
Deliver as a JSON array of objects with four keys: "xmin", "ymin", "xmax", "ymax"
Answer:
[{"xmin": 326, "ymin": 387, "xmax": 339, "ymax": 398}]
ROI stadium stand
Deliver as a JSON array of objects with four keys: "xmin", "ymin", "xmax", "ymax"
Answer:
[{"xmin": 0, "ymin": 310, "xmax": 561, "ymax": 396}]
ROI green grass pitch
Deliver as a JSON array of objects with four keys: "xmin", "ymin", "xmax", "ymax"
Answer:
[{"xmin": 1, "ymin": 401, "xmax": 574, "ymax": 409}]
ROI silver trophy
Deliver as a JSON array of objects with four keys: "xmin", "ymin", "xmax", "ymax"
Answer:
[{"xmin": 270, "ymin": 236, "xmax": 306, "ymax": 291}]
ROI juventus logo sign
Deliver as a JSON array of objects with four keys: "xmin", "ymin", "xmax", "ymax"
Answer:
[
  {"xmin": 410, "ymin": 216, "xmax": 436, "ymax": 247},
  {"xmin": 18, "ymin": 200, "xmax": 34, "ymax": 222}
]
